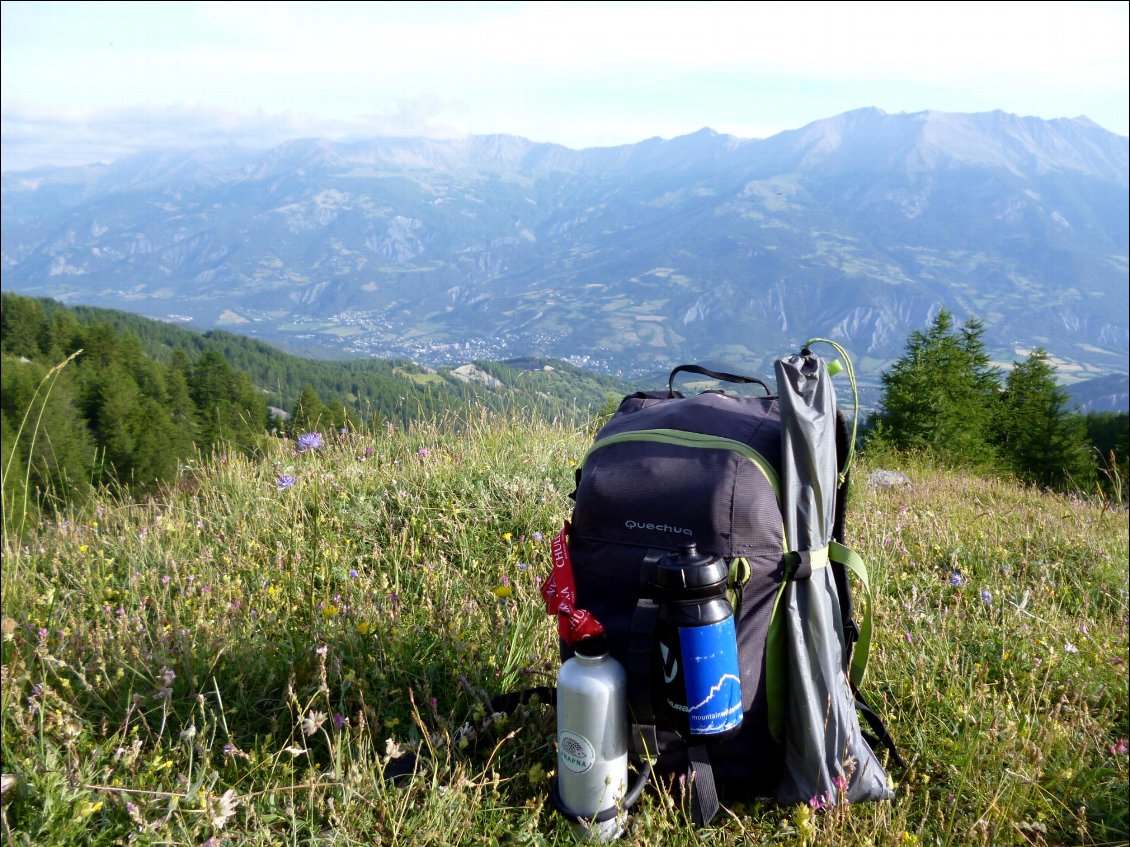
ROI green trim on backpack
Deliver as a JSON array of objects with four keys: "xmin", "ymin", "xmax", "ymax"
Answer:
[
  {"xmin": 766, "ymin": 542, "xmax": 874, "ymax": 741},
  {"xmin": 765, "ymin": 570, "xmax": 790, "ymax": 743},
  {"xmin": 830, "ymin": 540, "xmax": 873, "ymax": 688},
  {"xmin": 584, "ymin": 428, "xmax": 783, "ymax": 503},
  {"xmin": 804, "ymin": 337, "xmax": 859, "ymax": 486}
]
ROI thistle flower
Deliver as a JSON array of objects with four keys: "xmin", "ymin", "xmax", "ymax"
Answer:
[
  {"xmin": 210, "ymin": 789, "xmax": 239, "ymax": 829},
  {"xmin": 302, "ymin": 710, "xmax": 327, "ymax": 737},
  {"xmin": 296, "ymin": 432, "xmax": 324, "ymax": 452}
]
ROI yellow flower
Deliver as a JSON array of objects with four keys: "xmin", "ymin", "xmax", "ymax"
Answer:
[
  {"xmin": 493, "ymin": 585, "xmax": 513, "ymax": 600},
  {"xmin": 79, "ymin": 545, "xmax": 89, "ymax": 553},
  {"xmin": 322, "ymin": 604, "xmax": 339, "ymax": 618},
  {"xmin": 355, "ymin": 621, "xmax": 371, "ymax": 636},
  {"xmin": 502, "ymin": 532, "xmax": 512, "ymax": 542}
]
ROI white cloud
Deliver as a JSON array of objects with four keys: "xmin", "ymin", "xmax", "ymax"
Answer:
[{"xmin": 1, "ymin": 1, "xmax": 1126, "ymax": 169}]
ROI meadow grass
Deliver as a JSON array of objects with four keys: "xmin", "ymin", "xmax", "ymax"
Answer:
[{"xmin": 1, "ymin": 410, "xmax": 1126, "ymax": 846}]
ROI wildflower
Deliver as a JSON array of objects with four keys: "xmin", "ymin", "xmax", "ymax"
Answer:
[
  {"xmin": 316, "ymin": 645, "xmax": 328, "ymax": 656},
  {"xmin": 356, "ymin": 621, "xmax": 371, "ymax": 636},
  {"xmin": 980, "ymin": 589, "xmax": 992, "ymax": 605},
  {"xmin": 833, "ymin": 773, "xmax": 849, "ymax": 794},
  {"xmin": 949, "ymin": 572, "xmax": 963, "ymax": 587},
  {"xmin": 210, "ymin": 789, "xmax": 239, "ymax": 829},
  {"xmin": 385, "ymin": 737, "xmax": 405, "ymax": 759},
  {"xmin": 1110, "ymin": 739, "xmax": 1128, "ymax": 756},
  {"xmin": 322, "ymin": 604, "xmax": 339, "ymax": 619},
  {"xmin": 532, "ymin": 531, "xmax": 544, "ymax": 542},
  {"xmin": 903, "ymin": 631, "xmax": 913, "ymax": 644},
  {"xmin": 283, "ymin": 745, "xmax": 307, "ymax": 757},
  {"xmin": 339, "ymin": 427, "xmax": 348, "ymax": 437},
  {"xmin": 139, "ymin": 528, "xmax": 148, "ymax": 541},
  {"xmin": 349, "ymin": 568, "xmax": 359, "ymax": 579},
  {"xmin": 333, "ymin": 713, "xmax": 345, "ymax": 729},
  {"xmin": 296, "ymin": 432, "xmax": 324, "ymax": 452},
  {"xmin": 1064, "ymin": 642, "xmax": 1079, "ymax": 654},
  {"xmin": 527, "ymin": 763, "xmax": 547, "ymax": 783},
  {"xmin": 302, "ymin": 710, "xmax": 327, "ymax": 737},
  {"xmin": 181, "ymin": 724, "xmax": 197, "ymax": 743},
  {"xmin": 808, "ymin": 794, "xmax": 825, "ymax": 811},
  {"xmin": 517, "ymin": 562, "xmax": 528, "ymax": 571},
  {"xmin": 416, "ymin": 447, "xmax": 430, "ymax": 457},
  {"xmin": 502, "ymin": 532, "xmax": 512, "ymax": 542},
  {"xmin": 364, "ymin": 446, "xmax": 374, "ymax": 459},
  {"xmin": 494, "ymin": 585, "xmax": 513, "ymax": 600},
  {"xmin": 276, "ymin": 474, "xmax": 296, "ymax": 491},
  {"xmin": 499, "ymin": 575, "xmax": 510, "ymax": 586}
]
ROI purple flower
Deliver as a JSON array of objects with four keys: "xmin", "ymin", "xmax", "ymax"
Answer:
[
  {"xmin": 296, "ymin": 432, "xmax": 324, "ymax": 452},
  {"xmin": 1064, "ymin": 642, "xmax": 1079, "ymax": 654},
  {"xmin": 416, "ymin": 447, "xmax": 430, "ymax": 457},
  {"xmin": 980, "ymin": 589, "xmax": 992, "ymax": 606},
  {"xmin": 532, "ymin": 531, "xmax": 545, "ymax": 542},
  {"xmin": 333, "ymin": 712, "xmax": 345, "ymax": 729},
  {"xmin": 363, "ymin": 446, "xmax": 374, "ymax": 459},
  {"xmin": 349, "ymin": 568, "xmax": 359, "ymax": 579},
  {"xmin": 808, "ymin": 794, "xmax": 825, "ymax": 811},
  {"xmin": 949, "ymin": 572, "xmax": 963, "ymax": 587},
  {"xmin": 276, "ymin": 474, "xmax": 296, "ymax": 491}
]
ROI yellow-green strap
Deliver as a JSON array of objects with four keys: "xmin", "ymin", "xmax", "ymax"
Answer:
[
  {"xmin": 804, "ymin": 337, "xmax": 859, "ymax": 485},
  {"xmin": 830, "ymin": 540, "xmax": 872, "ymax": 688}
]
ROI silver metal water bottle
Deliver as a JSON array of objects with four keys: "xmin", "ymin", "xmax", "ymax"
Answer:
[{"xmin": 556, "ymin": 635, "xmax": 628, "ymax": 841}]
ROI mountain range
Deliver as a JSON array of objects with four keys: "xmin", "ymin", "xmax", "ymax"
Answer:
[{"xmin": 2, "ymin": 108, "xmax": 1127, "ymax": 400}]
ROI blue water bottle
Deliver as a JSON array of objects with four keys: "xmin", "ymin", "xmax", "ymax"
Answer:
[{"xmin": 653, "ymin": 544, "xmax": 743, "ymax": 740}]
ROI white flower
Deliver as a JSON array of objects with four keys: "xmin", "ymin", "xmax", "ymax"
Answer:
[
  {"xmin": 210, "ymin": 789, "xmax": 239, "ymax": 829},
  {"xmin": 384, "ymin": 737, "xmax": 405, "ymax": 760},
  {"xmin": 301, "ymin": 710, "xmax": 327, "ymax": 737},
  {"xmin": 283, "ymin": 745, "xmax": 307, "ymax": 757}
]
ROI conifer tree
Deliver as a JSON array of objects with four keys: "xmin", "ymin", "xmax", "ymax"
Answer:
[
  {"xmin": 998, "ymin": 349, "xmax": 1095, "ymax": 490},
  {"xmin": 290, "ymin": 384, "xmax": 327, "ymax": 434},
  {"xmin": 876, "ymin": 309, "xmax": 1000, "ymax": 466}
]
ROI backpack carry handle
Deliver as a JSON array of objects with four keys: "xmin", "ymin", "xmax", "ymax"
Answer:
[{"xmin": 667, "ymin": 364, "xmax": 771, "ymax": 398}]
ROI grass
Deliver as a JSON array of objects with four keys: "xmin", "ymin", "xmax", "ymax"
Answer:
[{"xmin": 1, "ymin": 411, "xmax": 1126, "ymax": 846}]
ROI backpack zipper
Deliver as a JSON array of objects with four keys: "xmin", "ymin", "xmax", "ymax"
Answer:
[{"xmin": 583, "ymin": 427, "xmax": 783, "ymax": 502}]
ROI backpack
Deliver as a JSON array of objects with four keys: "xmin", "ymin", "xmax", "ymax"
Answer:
[{"xmin": 546, "ymin": 341, "xmax": 901, "ymax": 825}]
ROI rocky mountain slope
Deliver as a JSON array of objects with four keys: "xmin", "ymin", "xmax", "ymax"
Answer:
[{"xmin": 2, "ymin": 108, "xmax": 1127, "ymax": 389}]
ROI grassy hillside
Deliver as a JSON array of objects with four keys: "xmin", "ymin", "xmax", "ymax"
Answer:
[
  {"xmin": 1, "ymin": 413, "xmax": 1126, "ymax": 846},
  {"xmin": 4, "ymin": 294, "xmax": 633, "ymax": 427}
]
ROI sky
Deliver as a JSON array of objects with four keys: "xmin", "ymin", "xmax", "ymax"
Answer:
[{"xmin": 2, "ymin": 0, "xmax": 1128, "ymax": 172}]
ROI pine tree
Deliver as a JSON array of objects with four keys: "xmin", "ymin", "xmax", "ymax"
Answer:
[
  {"xmin": 876, "ymin": 309, "xmax": 1000, "ymax": 466},
  {"xmin": 290, "ymin": 384, "xmax": 327, "ymax": 435},
  {"xmin": 998, "ymin": 349, "xmax": 1096, "ymax": 490}
]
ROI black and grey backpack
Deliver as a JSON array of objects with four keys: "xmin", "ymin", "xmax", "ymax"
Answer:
[{"xmin": 554, "ymin": 340, "xmax": 901, "ymax": 824}]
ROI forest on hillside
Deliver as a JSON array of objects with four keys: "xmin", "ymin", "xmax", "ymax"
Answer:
[
  {"xmin": 1, "ymin": 295, "xmax": 1126, "ymax": 530},
  {"xmin": 0, "ymin": 294, "xmax": 628, "ymax": 519}
]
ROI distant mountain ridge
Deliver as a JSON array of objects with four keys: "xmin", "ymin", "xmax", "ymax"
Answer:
[{"xmin": 2, "ymin": 108, "xmax": 1127, "ymax": 392}]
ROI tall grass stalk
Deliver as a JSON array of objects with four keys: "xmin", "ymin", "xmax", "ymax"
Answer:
[{"xmin": 1, "ymin": 349, "xmax": 83, "ymax": 553}]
